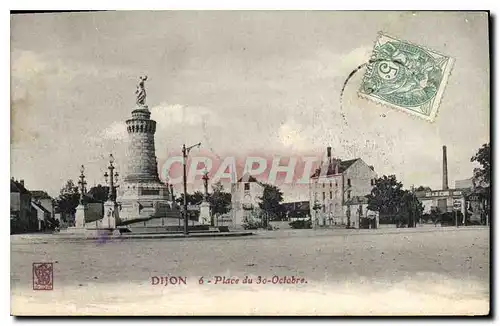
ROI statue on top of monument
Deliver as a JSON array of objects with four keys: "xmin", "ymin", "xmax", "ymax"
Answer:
[{"xmin": 136, "ymin": 75, "xmax": 148, "ymax": 106}]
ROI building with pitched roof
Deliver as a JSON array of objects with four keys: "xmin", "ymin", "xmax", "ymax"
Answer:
[
  {"xmin": 31, "ymin": 190, "xmax": 55, "ymax": 220},
  {"xmin": 31, "ymin": 200, "xmax": 52, "ymax": 230},
  {"xmin": 10, "ymin": 178, "xmax": 38, "ymax": 233},
  {"xmin": 230, "ymin": 174, "xmax": 265, "ymax": 228},
  {"xmin": 309, "ymin": 147, "xmax": 378, "ymax": 228}
]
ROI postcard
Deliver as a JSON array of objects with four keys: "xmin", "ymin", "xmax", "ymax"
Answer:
[{"xmin": 10, "ymin": 11, "xmax": 490, "ymax": 316}]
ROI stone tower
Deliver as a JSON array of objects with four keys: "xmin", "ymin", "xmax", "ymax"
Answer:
[
  {"xmin": 117, "ymin": 76, "xmax": 172, "ymax": 221},
  {"xmin": 125, "ymin": 108, "xmax": 160, "ymax": 183}
]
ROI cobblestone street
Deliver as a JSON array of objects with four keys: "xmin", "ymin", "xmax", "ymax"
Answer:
[{"xmin": 11, "ymin": 227, "xmax": 489, "ymax": 315}]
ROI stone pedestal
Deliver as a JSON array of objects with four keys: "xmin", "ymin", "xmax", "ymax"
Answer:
[
  {"xmin": 199, "ymin": 201, "xmax": 211, "ymax": 225},
  {"xmin": 75, "ymin": 204, "xmax": 88, "ymax": 228},
  {"xmin": 102, "ymin": 201, "xmax": 118, "ymax": 229}
]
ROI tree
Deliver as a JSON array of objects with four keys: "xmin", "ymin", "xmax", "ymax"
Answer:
[
  {"xmin": 398, "ymin": 190, "xmax": 424, "ymax": 227},
  {"xmin": 176, "ymin": 191, "xmax": 204, "ymax": 220},
  {"xmin": 471, "ymin": 143, "xmax": 491, "ymax": 225},
  {"xmin": 86, "ymin": 184, "xmax": 109, "ymax": 203},
  {"xmin": 415, "ymin": 186, "xmax": 432, "ymax": 192},
  {"xmin": 55, "ymin": 180, "xmax": 80, "ymax": 225},
  {"xmin": 208, "ymin": 182, "xmax": 231, "ymax": 224},
  {"xmin": 258, "ymin": 183, "xmax": 284, "ymax": 226},
  {"xmin": 366, "ymin": 175, "xmax": 404, "ymax": 217},
  {"xmin": 471, "ymin": 143, "xmax": 491, "ymax": 185},
  {"xmin": 366, "ymin": 175, "xmax": 423, "ymax": 227},
  {"xmin": 176, "ymin": 191, "xmax": 204, "ymax": 205}
]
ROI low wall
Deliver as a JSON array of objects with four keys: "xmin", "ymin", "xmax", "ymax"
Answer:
[{"xmin": 378, "ymin": 224, "xmax": 398, "ymax": 228}]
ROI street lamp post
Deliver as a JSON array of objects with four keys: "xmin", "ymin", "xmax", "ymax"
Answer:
[
  {"xmin": 182, "ymin": 143, "xmax": 201, "ymax": 235},
  {"xmin": 104, "ymin": 154, "xmax": 119, "ymax": 203},
  {"xmin": 78, "ymin": 164, "xmax": 87, "ymax": 205}
]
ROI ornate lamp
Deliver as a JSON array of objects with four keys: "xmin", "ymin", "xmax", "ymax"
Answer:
[{"xmin": 78, "ymin": 164, "xmax": 87, "ymax": 204}]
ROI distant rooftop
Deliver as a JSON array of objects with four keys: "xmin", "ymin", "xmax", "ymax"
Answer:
[
  {"xmin": 237, "ymin": 174, "xmax": 259, "ymax": 183},
  {"xmin": 10, "ymin": 179, "xmax": 30, "ymax": 194},
  {"xmin": 31, "ymin": 190, "xmax": 52, "ymax": 200},
  {"xmin": 310, "ymin": 158, "xmax": 361, "ymax": 178}
]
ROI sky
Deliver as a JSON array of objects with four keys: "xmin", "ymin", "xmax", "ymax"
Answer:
[{"xmin": 10, "ymin": 11, "xmax": 490, "ymax": 200}]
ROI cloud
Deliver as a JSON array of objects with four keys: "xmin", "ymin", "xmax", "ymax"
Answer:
[
  {"xmin": 299, "ymin": 46, "xmax": 373, "ymax": 81},
  {"xmin": 102, "ymin": 121, "xmax": 128, "ymax": 141},
  {"xmin": 11, "ymin": 50, "xmax": 48, "ymax": 81},
  {"xmin": 151, "ymin": 103, "xmax": 220, "ymax": 128},
  {"xmin": 278, "ymin": 120, "xmax": 310, "ymax": 151},
  {"xmin": 98, "ymin": 103, "xmax": 220, "ymax": 143}
]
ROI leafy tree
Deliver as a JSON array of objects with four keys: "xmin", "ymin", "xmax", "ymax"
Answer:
[
  {"xmin": 175, "ymin": 191, "xmax": 204, "ymax": 205},
  {"xmin": 55, "ymin": 180, "xmax": 80, "ymax": 224},
  {"xmin": 366, "ymin": 175, "xmax": 423, "ymax": 227},
  {"xmin": 366, "ymin": 175, "xmax": 404, "ymax": 216},
  {"xmin": 86, "ymin": 184, "xmax": 109, "ymax": 203},
  {"xmin": 471, "ymin": 143, "xmax": 491, "ymax": 225},
  {"xmin": 258, "ymin": 183, "xmax": 284, "ymax": 226},
  {"xmin": 471, "ymin": 143, "xmax": 491, "ymax": 185},
  {"xmin": 208, "ymin": 181, "xmax": 231, "ymax": 224},
  {"xmin": 415, "ymin": 186, "xmax": 432, "ymax": 192},
  {"xmin": 176, "ymin": 191, "xmax": 204, "ymax": 219},
  {"xmin": 398, "ymin": 190, "xmax": 424, "ymax": 227}
]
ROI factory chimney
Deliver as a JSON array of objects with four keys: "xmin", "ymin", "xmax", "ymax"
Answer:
[{"xmin": 442, "ymin": 145, "xmax": 449, "ymax": 190}]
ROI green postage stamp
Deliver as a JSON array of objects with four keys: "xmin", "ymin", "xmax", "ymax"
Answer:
[{"xmin": 359, "ymin": 33, "xmax": 454, "ymax": 122}]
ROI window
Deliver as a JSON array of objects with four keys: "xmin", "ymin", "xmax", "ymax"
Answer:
[
  {"xmin": 347, "ymin": 179, "xmax": 351, "ymax": 187},
  {"xmin": 322, "ymin": 192, "xmax": 326, "ymax": 201},
  {"xmin": 330, "ymin": 191, "xmax": 332, "ymax": 199},
  {"xmin": 370, "ymin": 179, "xmax": 374, "ymax": 186},
  {"xmin": 244, "ymin": 183, "xmax": 250, "ymax": 191},
  {"xmin": 329, "ymin": 181, "xmax": 332, "ymax": 188},
  {"xmin": 347, "ymin": 190, "xmax": 351, "ymax": 199}
]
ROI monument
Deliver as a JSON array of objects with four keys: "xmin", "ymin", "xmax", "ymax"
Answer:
[
  {"xmin": 199, "ymin": 170, "xmax": 211, "ymax": 225},
  {"xmin": 117, "ymin": 76, "xmax": 173, "ymax": 221}
]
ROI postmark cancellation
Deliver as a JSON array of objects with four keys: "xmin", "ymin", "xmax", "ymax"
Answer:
[{"xmin": 359, "ymin": 33, "xmax": 455, "ymax": 122}]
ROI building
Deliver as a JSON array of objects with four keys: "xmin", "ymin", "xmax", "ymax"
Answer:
[
  {"xmin": 230, "ymin": 175, "xmax": 265, "ymax": 228},
  {"xmin": 309, "ymin": 147, "xmax": 378, "ymax": 228},
  {"xmin": 31, "ymin": 190, "xmax": 55, "ymax": 219},
  {"xmin": 31, "ymin": 200, "xmax": 51, "ymax": 230},
  {"xmin": 455, "ymin": 177, "xmax": 474, "ymax": 190},
  {"xmin": 117, "ymin": 77, "xmax": 173, "ymax": 222},
  {"xmin": 10, "ymin": 178, "xmax": 38, "ymax": 234},
  {"xmin": 415, "ymin": 146, "xmax": 483, "ymax": 225}
]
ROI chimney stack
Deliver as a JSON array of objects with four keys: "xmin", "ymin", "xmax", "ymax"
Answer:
[
  {"xmin": 442, "ymin": 145, "xmax": 448, "ymax": 190},
  {"xmin": 20, "ymin": 179, "xmax": 24, "ymax": 186}
]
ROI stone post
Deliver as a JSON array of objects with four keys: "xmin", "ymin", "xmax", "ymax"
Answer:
[
  {"xmin": 75, "ymin": 204, "xmax": 88, "ymax": 228},
  {"xmin": 75, "ymin": 165, "xmax": 88, "ymax": 228},
  {"xmin": 199, "ymin": 170, "xmax": 211, "ymax": 225}
]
